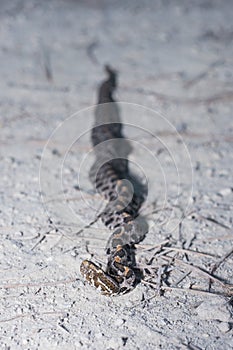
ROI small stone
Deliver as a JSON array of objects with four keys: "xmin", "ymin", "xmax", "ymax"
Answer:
[
  {"xmin": 114, "ymin": 318, "xmax": 125, "ymax": 327},
  {"xmin": 22, "ymin": 338, "xmax": 28, "ymax": 345},
  {"xmin": 218, "ymin": 188, "xmax": 232, "ymax": 197},
  {"xmin": 108, "ymin": 338, "xmax": 121, "ymax": 348},
  {"xmin": 202, "ymin": 333, "xmax": 209, "ymax": 338},
  {"xmin": 196, "ymin": 298, "xmax": 231, "ymax": 322},
  {"xmin": 219, "ymin": 170, "xmax": 229, "ymax": 177},
  {"xmin": 217, "ymin": 322, "xmax": 230, "ymax": 333},
  {"xmin": 95, "ymin": 332, "xmax": 103, "ymax": 339},
  {"xmin": 25, "ymin": 215, "xmax": 33, "ymax": 223}
]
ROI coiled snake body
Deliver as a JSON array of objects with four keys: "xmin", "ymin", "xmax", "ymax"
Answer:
[{"xmin": 80, "ymin": 66, "xmax": 147, "ymax": 295}]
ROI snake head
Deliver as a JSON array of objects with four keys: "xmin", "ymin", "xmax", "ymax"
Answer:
[{"xmin": 80, "ymin": 260, "xmax": 120, "ymax": 296}]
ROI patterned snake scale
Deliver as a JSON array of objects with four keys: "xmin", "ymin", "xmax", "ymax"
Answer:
[{"xmin": 80, "ymin": 66, "xmax": 148, "ymax": 295}]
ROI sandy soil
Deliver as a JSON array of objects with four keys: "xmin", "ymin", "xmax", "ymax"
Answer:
[{"xmin": 0, "ymin": 0, "xmax": 233, "ymax": 349}]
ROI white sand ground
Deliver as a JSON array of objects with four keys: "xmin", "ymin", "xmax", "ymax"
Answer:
[{"xmin": 0, "ymin": 1, "xmax": 233, "ymax": 349}]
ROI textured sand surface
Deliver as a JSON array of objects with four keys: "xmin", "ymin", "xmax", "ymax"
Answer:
[{"xmin": 0, "ymin": 1, "xmax": 233, "ymax": 349}]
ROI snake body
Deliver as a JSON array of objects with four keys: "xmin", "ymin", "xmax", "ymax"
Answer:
[{"xmin": 80, "ymin": 66, "xmax": 147, "ymax": 295}]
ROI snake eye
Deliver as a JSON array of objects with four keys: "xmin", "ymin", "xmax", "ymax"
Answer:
[{"xmin": 116, "ymin": 247, "xmax": 126, "ymax": 258}]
